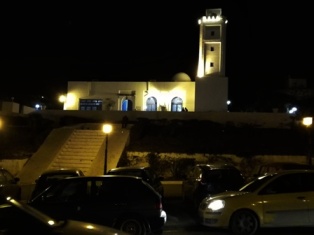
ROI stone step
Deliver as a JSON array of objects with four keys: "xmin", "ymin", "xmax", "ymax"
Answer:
[
  {"xmin": 59, "ymin": 149, "xmax": 99, "ymax": 154},
  {"xmin": 49, "ymin": 129, "xmax": 104, "ymax": 173}
]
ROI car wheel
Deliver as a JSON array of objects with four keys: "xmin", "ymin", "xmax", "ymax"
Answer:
[
  {"xmin": 118, "ymin": 218, "xmax": 146, "ymax": 235},
  {"xmin": 229, "ymin": 209, "xmax": 259, "ymax": 235}
]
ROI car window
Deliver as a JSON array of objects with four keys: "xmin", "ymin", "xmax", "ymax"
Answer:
[
  {"xmin": 112, "ymin": 169, "xmax": 154, "ymax": 182},
  {"xmin": 192, "ymin": 167, "xmax": 202, "ymax": 180},
  {"xmin": 300, "ymin": 172, "xmax": 314, "ymax": 191},
  {"xmin": 260, "ymin": 173, "xmax": 307, "ymax": 194},
  {"xmin": 144, "ymin": 169, "xmax": 154, "ymax": 182},
  {"xmin": 240, "ymin": 174, "xmax": 274, "ymax": 192},
  {"xmin": 203, "ymin": 170, "xmax": 222, "ymax": 181},
  {"xmin": 94, "ymin": 178, "xmax": 154, "ymax": 202},
  {"xmin": 43, "ymin": 180, "xmax": 89, "ymax": 202},
  {"xmin": 95, "ymin": 179, "xmax": 125, "ymax": 201}
]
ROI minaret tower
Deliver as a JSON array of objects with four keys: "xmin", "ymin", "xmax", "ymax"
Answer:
[{"xmin": 195, "ymin": 9, "xmax": 229, "ymax": 111}]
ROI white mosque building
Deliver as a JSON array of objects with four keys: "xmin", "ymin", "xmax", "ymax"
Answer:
[{"xmin": 63, "ymin": 9, "xmax": 228, "ymax": 113}]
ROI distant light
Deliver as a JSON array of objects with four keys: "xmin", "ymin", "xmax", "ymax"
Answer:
[
  {"xmin": 227, "ymin": 100, "xmax": 231, "ymax": 105},
  {"xmin": 48, "ymin": 220, "xmax": 55, "ymax": 225},
  {"xmin": 288, "ymin": 107, "xmax": 297, "ymax": 114},
  {"xmin": 200, "ymin": 15, "xmax": 222, "ymax": 23},
  {"xmin": 35, "ymin": 104, "xmax": 41, "ymax": 110},
  {"xmin": 303, "ymin": 117, "xmax": 313, "ymax": 127},
  {"xmin": 86, "ymin": 225, "xmax": 95, "ymax": 230}
]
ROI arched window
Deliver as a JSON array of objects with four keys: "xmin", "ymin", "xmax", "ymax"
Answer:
[
  {"xmin": 171, "ymin": 97, "xmax": 183, "ymax": 112},
  {"xmin": 146, "ymin": 97, "xmax": 157, "ymax": 111}
]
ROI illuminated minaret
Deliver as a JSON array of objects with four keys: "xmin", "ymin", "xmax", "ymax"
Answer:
[{"xmin": 195, "ymin": 8, "xmax": 228, "ymax": 112}]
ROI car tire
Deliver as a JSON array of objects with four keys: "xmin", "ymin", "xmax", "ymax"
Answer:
[
  {"xmin": 118, "ymin": 218, "xmax": 146, "ymax": 235},
  {"xmin": 229, "ymin": 209, "xmax": 259, "ymax": 235}
]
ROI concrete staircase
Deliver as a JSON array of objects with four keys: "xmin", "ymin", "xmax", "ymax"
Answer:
[
  {"xmin": 18, "ymin": 123, "xmax": 130, "ymax": 201},
  {"xmin": 48, "ymin": 129, "xmax": 105, "ymax": 175}
]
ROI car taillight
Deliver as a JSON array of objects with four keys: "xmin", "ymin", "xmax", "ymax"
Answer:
[{"xmin": 156, "ymin": 200, "xmax": 162, "ymax": 210}]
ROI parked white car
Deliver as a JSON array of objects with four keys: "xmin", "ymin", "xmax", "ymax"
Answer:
[{"xmin": 198, "ymin": 170, "xmax": 314, "ymax": 235}]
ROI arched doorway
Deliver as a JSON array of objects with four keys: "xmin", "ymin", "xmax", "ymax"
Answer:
[{"xmin": 121, "ymin": 97, "xmax": 133, "ymax": 111}]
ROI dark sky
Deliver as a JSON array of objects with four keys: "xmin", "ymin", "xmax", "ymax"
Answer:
[{"xmin": 1, "ymin": 1, "xmax": 313, "ymax": 109}]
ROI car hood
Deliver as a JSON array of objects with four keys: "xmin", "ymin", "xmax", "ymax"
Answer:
[
  {"xmin": 59, "ymin": 220, "xmax": 129, "ymax": 235},
  {"xmin": 206, "ymin": 191, "xmax": 249, "ymax": 200}
]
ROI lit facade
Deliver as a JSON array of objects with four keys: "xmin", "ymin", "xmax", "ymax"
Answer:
[{"xmin": 64, "ymin": 9, "xmax": 228, "ymax": 112}]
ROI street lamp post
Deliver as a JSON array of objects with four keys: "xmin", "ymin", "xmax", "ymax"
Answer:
[
  {"xmin": 102, "ymin": 124, "xmax": 112, "ymax": 174},
  {"xmin": 302, "ymin": 117, "xmax": 313, "ymax": 165}
]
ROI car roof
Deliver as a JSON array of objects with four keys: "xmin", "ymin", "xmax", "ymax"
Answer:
[
  {"xmin": 196, "ymin": 163, "xmax": 239, "ymax": 170},
  {"xmin": 259, "ymin": 162, "xmax": 313, "ymax": 167},
  {"xmin": 108, "ymin": 166, "xmax": 149, "ymax": 172},
  {"xmin": 60, "ymin": 175, "xmax": 143, "ymax": 180},
  {"xmin": 272, "ymin": 169, "xmax": 314, "ymax": 174},
  {"xmin": 39, "ymin": 168, "xmax": 84, "ymax": 176}
]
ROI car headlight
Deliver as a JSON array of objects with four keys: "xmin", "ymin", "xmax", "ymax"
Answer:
[{"xmin": 207, "ymin": 199, "xmax": 225, "ymax": 211}]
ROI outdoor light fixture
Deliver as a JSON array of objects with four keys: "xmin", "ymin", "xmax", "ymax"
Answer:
[
  {"xmin": 302, "ymin": 117, "xmax": 313, "ymax": 165},
  {"xmin": 59, "ymin": 95, "xmax": 67, "ymax": 103},
  {"xmin": 102, "ymin": 124, "xmax": 113, "ymax": 174},
  {"xmin": 303, "ymin": 117, "xmax": 312, "ymax": 127}
]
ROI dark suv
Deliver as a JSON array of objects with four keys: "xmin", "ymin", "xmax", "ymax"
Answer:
[
  {"xmin": 28, "ymin": 175, "xmax": 167, "ymax": 235},
  {"xmin": 182, "ymin": 163, "xmax": 245, "ymax": 208},
  {"xmin": 107, "ymin": 166, "xmax": 164, "ymax": 198}
]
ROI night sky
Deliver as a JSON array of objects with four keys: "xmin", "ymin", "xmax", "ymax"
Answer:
[{"xmin": 1, "ymin": 1, "xmax": 313, "ymax": 110}]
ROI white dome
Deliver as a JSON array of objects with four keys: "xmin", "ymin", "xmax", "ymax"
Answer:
[{"xmin": 172, "ymin": 72, "xmax": 191, "ymax": 81}]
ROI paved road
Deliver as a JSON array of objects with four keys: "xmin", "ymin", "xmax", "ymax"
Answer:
[{"xmin": 162, "ymin": 198, "xmax": 314, "ymax": 235}]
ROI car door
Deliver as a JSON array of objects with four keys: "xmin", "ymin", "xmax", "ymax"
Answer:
[
  {"xmin": 182, "ymin": 166, "xmax": 202, "ymax": 201},
  {"xmin": 29, "ymin": 179, "xmax": 91, "ymax": 222},
  {"xmin": 259, "ymin": 173, "xmax": 310, "ymax": 226},
  {"xmin": 301, "ymin": 172, "xmax": 314, "ymax": 225},
  {"xmin": 76, "ymin": 178, "xmax": 129, "ymax": 226}
]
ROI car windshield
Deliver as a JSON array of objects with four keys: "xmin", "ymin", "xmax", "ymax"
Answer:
[{"xmin": 239, "ymin": 174, "xmax": 275, "ymax": 192}]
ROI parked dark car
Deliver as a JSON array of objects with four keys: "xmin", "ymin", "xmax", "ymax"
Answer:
[
  {"xmin": 107, "ymin": 166, "xmax": 164, "ymax": 198},
  {"xmin": 30, "ymin": 168, "xmax": 85, "ymax": 200},
  {"xmin": 182, "ymin": 163, "xmax": 245, "ymax": 208},
  {"xmin": 28, "ymin": 175, "xmax": 167, "ymax": 235},
  {"xmin": 0, "ymin": 167, "xmax": 21, "ymax": 200},
  {"xmin": 0, "ymin": 195, "xmax": 129, "ymax": 235}
]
